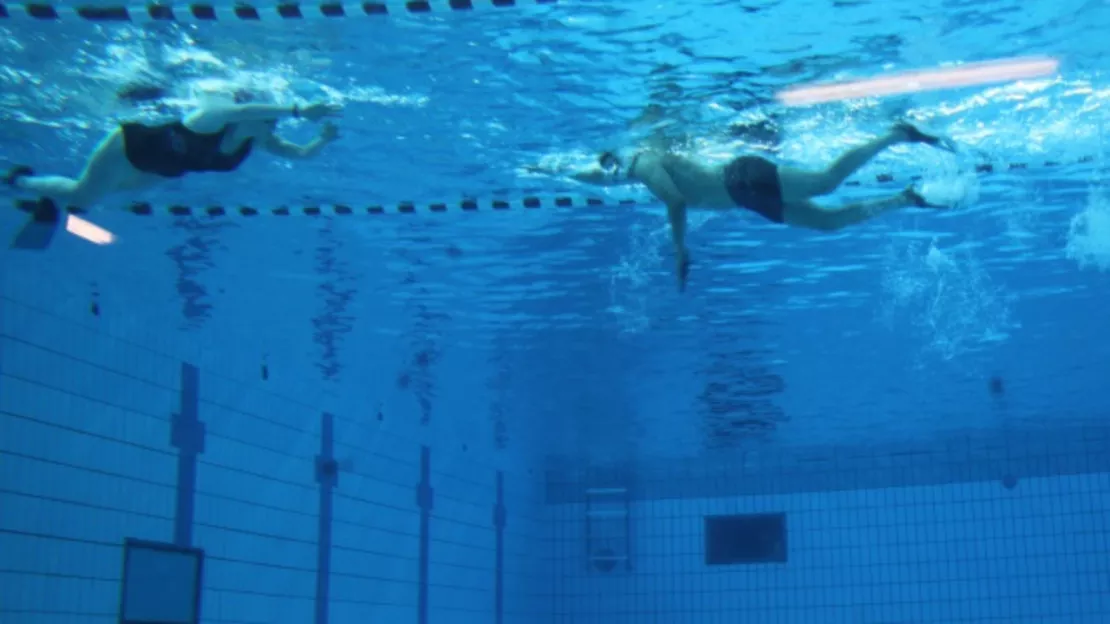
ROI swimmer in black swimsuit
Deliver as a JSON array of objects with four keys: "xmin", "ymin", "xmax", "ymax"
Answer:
[
  {"xmin": 532, "ymin": 121, "xmax": 957, "ymax": 292},
  {"xmin": 4, "ymin": 93, "xmax": 343, "ymax": 209}
]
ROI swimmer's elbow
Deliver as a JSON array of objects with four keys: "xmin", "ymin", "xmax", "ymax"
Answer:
[{"xmin": 263, "ymin": 138, "xmax": 311, "ymax": 160}]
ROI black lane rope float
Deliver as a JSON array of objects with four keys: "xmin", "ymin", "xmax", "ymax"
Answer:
[
  {"xmin": 11, "ymin": 153, "xmax": 1101, "ymax": 220},
  {"xmin": 0, "ymin": 0, "xmax": 557, "ymax": 21},
  {"xmin": 14, "ymin": 193, "xmax": 650, "ymax": 221}
]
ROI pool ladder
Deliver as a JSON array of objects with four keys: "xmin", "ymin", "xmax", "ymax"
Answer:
[{"xmin": 584, "ymin": 486, "xmax": 632, "ymax": 573}]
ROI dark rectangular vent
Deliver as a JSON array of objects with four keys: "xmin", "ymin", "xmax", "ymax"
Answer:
[{"xmin": 705, "ymin": 513, "xmax": 787, "ymax": 565}]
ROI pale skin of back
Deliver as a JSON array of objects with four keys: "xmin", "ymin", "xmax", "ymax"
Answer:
[{"xmin": 13, "ymin": 100, "xmax": 342, "ymax": 208}]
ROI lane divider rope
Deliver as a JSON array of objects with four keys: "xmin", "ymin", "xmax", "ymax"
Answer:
[
  {"xmin": 12, "ymin": 155, "xmax": 1101, "ymax": 219},
  {"xmin": 840, "ymin": 155, "xmax": 1100, "ymax": 186},
  {"xmin": 19, "ymin": 194, "xmax": 648, "ymax": 219},
  {"xmin": 0, "ymin": 0, "xmax": 557, "ymax": 21}
]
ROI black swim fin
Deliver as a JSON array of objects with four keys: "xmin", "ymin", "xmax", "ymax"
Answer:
[{"xmin": 10, "ymin": 198, "xmax": 62, "ymax": 250}]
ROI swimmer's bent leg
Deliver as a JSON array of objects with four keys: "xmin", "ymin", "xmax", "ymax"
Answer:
[
  {"xmin": 777, "ymin": 122, "xmax": 952, "ymax": 204},
  {"xmin": 778, "ymin": 131, "xmax": 903, "ymax": 203},
  {"xmin": 782, "ymin": 186, "xmax": 938, "ymax": 232},
  {"xmin": 13, "ymin": 128, "xmax": 135, "ymax": 208}
]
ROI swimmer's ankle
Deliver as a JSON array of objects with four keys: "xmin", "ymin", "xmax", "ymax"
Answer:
[{"xmin": 4, "ymin": 165, "xmax": 34, "ymax": 188}]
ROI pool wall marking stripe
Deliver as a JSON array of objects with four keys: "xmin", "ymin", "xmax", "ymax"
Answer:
[
  {"xmin": 0, "ymin": 0, "xmax": 556, "ymax": 21},
  {"xmin": 170, "ymin": 362, "xmax": 204, "ymax": 549},
  {"xmin": 11, "ymin": 155, "xmax": 1101, "ymax": 219},
  {"xmin": 493, "ymin": 470, "xmax": 506, "ymax": 624},
  {"xmin": 314, "ymin": 412, "xmax": 337, "ymax": 624},
  {"xmin": 416, "ymin": 446, "xmax": 433, "ymax": 624}
]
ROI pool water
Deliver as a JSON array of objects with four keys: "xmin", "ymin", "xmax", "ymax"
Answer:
[{"xmin": 1, "ymin": 0, "xmax": 1109, "ymax": 622}]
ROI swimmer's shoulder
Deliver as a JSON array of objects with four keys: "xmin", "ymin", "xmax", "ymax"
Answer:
[{"xmin": 632, "ymin": 149, "xmax": 669, "ymax": 171}]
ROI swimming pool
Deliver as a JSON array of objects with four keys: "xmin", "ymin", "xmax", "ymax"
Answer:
[{"xmin": 1, "ymin": 0, "xmax": 1109, "ymax": 622}]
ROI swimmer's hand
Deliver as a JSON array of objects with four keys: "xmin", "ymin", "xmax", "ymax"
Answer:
[
  {"xmin": 301, "ymin": 101, "xmax": 343, "ymax": 121},
  {"xmin": 319, "ymin": 122, "xmax": 340, "ymax": 143},
  {"xmin": 524, "ymin": 163, "xmax": 617, "ymax": 186},
  {"xmin": 524, "ymin": 164, "xmax": 564, "ymax": 176},
  {"xmin": 676, "ymin": 248, "xmax": 690, "ymax": 292}
]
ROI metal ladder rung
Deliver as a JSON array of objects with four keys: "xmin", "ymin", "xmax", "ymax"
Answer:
[
  {"xmin": 585, "ymin": 483, "xmax": 632, "ymax": 571},
  {"xmin": 585, "ymin": 487, "xmax": 627, "ymax": 496}
]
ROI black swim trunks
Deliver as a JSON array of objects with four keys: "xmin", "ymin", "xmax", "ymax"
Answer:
[
  {"xmin": 723, "ymin": 155, "xmax": 784, "ymax": 223},
  {"xmin": 121, "ymin": 121, "xmax": 254, "ymax": 178}
]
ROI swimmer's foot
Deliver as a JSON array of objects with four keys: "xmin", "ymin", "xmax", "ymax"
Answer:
[
  {"xmin": 903, "ymin": 184, "xmax": 947, "ymax": 209},
  {"xmin": 3, "ymin": 165, "xmax": 34, "ymax": 188},
  {"xmin": 893, "ymin": 121, "xmax": 957, "ymax": 153}
]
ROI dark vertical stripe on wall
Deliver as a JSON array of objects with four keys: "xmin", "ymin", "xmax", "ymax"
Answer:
[
  {"xmin": 170, "ymin": 363, "xmax": 204, "ymax": 548},
  {"xmin": 493, "ymin": 471, "xmax": 506, "ymax": 624},
  {"xmin": 314, "ymin": 413, "xmax": 338, "ymax": 624},
  {"xmin": 0, "ymin": 319, "xmax": 5, "ymax": 404},
  {"xmin": 416, "ymin": 446, "xmax": 433, "ymax": 624}
]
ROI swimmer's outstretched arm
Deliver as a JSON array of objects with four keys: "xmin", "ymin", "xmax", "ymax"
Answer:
[
  {"xmin": 185, "ymin": 101, "xmax": 342, "ymax": 133},
  {"xmin": 262, "ymin": 122, "xmax": 340, "ymax": 160},
  {"xmin": 185, "ymin": 103, "xmax": 297, "ymax": 132},
  {"xmin": 524, "ymin": 163, "xmax": 623, "ymax": 186}
]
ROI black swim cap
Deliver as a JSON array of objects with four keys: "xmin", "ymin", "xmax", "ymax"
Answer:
[{"xmin": 598, "ymin": 150, "xmax": 621, "ymax": 170}]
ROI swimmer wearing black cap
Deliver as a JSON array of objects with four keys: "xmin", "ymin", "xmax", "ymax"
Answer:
[
  {"xmin": 535, "ymin": 121, "xmax": 956, "ymax": 292},
  {"xmin": 4, "ymin": 89, "xmax": 343, "ymax": 211}
]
